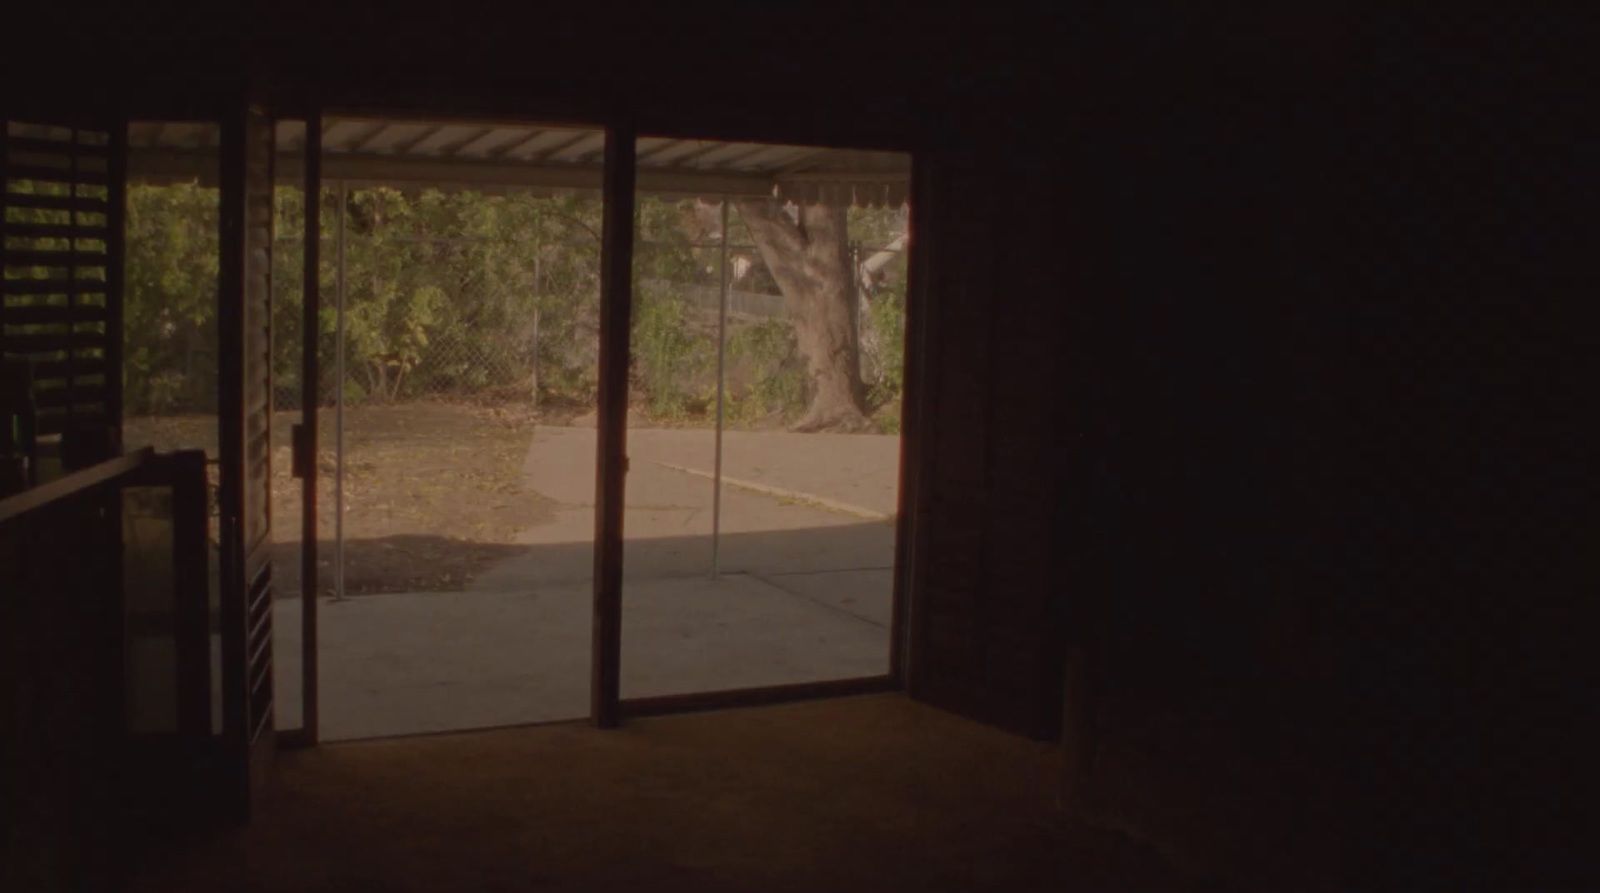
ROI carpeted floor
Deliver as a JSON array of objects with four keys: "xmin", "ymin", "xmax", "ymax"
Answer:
[{"xmin": 124, "ymin": 694, "xmax": 1198, "ymax": 892}]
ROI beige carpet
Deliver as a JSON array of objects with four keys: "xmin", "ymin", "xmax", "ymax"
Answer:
[{"xmin": 126, "ymin": 694, "xmax": 1194, "ymax": 892}]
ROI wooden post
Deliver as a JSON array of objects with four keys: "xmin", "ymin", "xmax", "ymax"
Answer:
[
  {"xmin": 592, "ymin": 127, "xmax": 634, "ymax": 728},
  {"xmin": 217, "ymin": 103, "xmax": 247, "ymax": 775}
]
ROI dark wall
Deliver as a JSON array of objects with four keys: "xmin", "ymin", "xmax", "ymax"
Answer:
[
  {"xmin": 1341, "ymin": 38, "xmax": 1594, "ymax": 887},
  {"xmin": 882, "ymin": 14, "xmax": 1590, "ymax": 886},
  {"xmin": 1037, "ymin": 68, "xmax": 1363, "ymax": 890},
  {"xmin": 1067, "ymin": 30, "xmax": 1595, "ymax": 888}
]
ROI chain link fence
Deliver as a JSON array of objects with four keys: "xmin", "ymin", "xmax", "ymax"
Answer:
[
  {"xmin": 273, "ymin": 317, "xmax": 563, "ymax": 413},
  {"xmin": 261, "ymin": 246, "xmax": 903, "ymax": 420},
  {"xmin": 268, "ymin": 275, "xmax": 794, "ymax": 413}
]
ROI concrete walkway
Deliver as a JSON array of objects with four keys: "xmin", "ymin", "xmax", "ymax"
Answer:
[
  {"xmin": 277, "ymin": 425, "xmax": 901, "ymax": 740},
  {"xmin": 474, "ymin": 426, "xmax": 897, "ymax": 587}
]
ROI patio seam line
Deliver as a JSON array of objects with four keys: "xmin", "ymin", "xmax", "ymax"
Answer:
[
  {"xmin": 650, "ymin": 461, "xmax": 892, "ymax": 521},
  {"xmin": 743, "ymin": 570, "xmax": 890, "ymax": 630}
]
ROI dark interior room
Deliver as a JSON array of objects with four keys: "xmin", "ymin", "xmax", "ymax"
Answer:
[{"xmin": 2, "ymin": 6, "xmax": 1592, "ymax": 890}]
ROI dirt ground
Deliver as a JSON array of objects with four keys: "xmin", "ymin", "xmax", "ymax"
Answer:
[{"xmin": 124, "ymin": 401, "xmax": 553, "ymax": 596}]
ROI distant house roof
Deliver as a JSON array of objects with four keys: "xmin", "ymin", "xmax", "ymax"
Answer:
[{"xmin": 122, "ymin": 118, "xmax": 909, "ymax": 207}]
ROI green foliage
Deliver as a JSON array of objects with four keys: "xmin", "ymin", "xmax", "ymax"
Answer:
[
  {"xmin": 865, "ymin": 282, "xmax": 906, "ymax": 407},
  {"xmin": 852, "ymin": 205, "xmax": 910, "ymax": 413},
  {"xmin": 627, "ymin": 199, "xmax": 723, "ymax": 418},
  {"xmin": 125, "ymin": 182, "xmax": 608, "ymax": 413},
  {"xmin": 328, "ymin": 188, "xmax": 605, "ymax": 404},
  {"xmin": 120, "ymin": 184, "xmax": 910, "ymax": 434},
  {"xmin": 848, "ymin": 203, "xmax": 909, "ymax": 247},
  {"xmin": 124, "ymin": 183, "xmax": 221, "ymax": 414},
  {"xmin": 630, "ymin": 293, "xmax": 713, "ymax": 418},
  {"xmin": 727, "ymin": 320, "xmax": 804, "ymax": 424}
]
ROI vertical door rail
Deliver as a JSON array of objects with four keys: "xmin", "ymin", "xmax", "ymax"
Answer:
[
  {"xmin": 218, "ymin": 100, "xmax": 277, "ymax": 817},
  {"xmin": 296, "ymin": 114, "xmax": 322, "ymax": 743},
  {"xmin": 591, "ymin": 126, "xmax": 634, "ymax": 728}
]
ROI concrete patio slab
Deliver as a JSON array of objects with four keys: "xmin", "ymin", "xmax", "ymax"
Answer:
[
  {"xmin": 274, "ymin": 424, "xmax": 901, "ymax": 741},
  {"xmin": 276, "ymin": 571, "xmax": 888, "ymax": 740}
]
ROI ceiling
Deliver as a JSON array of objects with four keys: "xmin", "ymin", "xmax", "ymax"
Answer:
[{"xmin": 123, "ymin": 118, "xmax": 910, "ymax": 206}]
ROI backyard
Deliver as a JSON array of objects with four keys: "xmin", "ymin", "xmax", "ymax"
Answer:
[{"xmin": 121, "ymin": 179, "xmax": 908, "ymax": 600}]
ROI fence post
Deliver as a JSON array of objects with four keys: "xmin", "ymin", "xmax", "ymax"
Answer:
[
  {"xmin": 711, "ymin": 197, "xmax": 730, "ymax": 578},
  {"xmin": 334, "ymin": 179, "xmax": 346, "ymax": 602},
  {"xmin": 530, "ymin": 250, "xmax": 540, "ymax": 411},
  {"xmin": 850, "ymin": 242, "xmax": 865, "ymax": 382}
]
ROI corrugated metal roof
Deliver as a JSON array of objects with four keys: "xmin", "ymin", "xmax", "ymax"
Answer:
[{"xmin": 116, "ymin": 117, "xmax": 909, "ymax": 206}]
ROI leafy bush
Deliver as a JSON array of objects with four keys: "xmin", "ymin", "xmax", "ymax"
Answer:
[
  {"xmin": 126, "ymin": 183, "xmax": 609, "ymax": 413},
  {"xmin": 631, "ymin": 294, "xmax": 714, "ymax": 418},
  {"xmin": 865, "ymin": 289, "xmax": 906, "ymax": 409},
  {"xmin": 124, "ymin": 183, "xmax": 222, "ymax": 414},
  {"xmin": 727, "ymin": 320, "xmax": 805, "ymax": 423}
]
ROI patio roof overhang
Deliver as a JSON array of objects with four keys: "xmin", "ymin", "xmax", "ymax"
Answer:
[{"xmin": 124, "ymin": 118, "xmax": 911, "ymax": 207}]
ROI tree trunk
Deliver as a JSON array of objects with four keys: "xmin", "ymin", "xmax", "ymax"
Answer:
[{"xmin": 735, "ymin": 198, "xmax": 871, "ymax": 432}]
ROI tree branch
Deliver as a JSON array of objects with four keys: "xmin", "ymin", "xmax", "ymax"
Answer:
[
  {"xmin": 547, "ymin": 210, "xmax": 602, "ymax": 244},
  {"xmin": 859, "ymin": 233, "xmax": 907, "ymax": 292},
  {"xmin": 734, "ymin": 198, "xmax": 807, "ymax": 268}
]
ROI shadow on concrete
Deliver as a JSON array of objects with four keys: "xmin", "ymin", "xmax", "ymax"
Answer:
[
  {"xmin": 271, "ymin": 522, "xmax": 896, "ymax": 739},
  {"xmin": 271, "ymin": 535, "xmax": 531, "ymax": 597},
  {"xmin": 271, "ymin": 518, "xmax": 897, "ymax": 598}
]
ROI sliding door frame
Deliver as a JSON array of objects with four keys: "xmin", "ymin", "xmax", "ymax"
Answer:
[
  {"xmin": 590, "ymin": 124, "xmax": 633, "ymax": 728},
  {"xmin": 602, "ymin": 126, "xmax": 922, "ymax": 722},
  {"xmin": 291, "ymin": 106, "xmax": 924, "ymax": 731},
  {"xmin": 275, "ymin": 109, "xmax": 323, "ymax": 750}
]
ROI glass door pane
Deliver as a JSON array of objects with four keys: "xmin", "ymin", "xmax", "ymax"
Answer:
[
  {"xmin": 120, "ymin": 118, "xmax": 226, "ymax": 732},
  {"xmin": 317, "ymin": 119, "xmax": 605, "ymax": 739},
  {"xmin": 621, "ymin": 138, "xmax": 910, "ymax": 700},
  {"xmin": 269, "ymin": 117, "xmax": 311, "ymax": 737}
]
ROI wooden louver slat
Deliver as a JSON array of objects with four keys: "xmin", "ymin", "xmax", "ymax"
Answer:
[{"xmin": 1, "ymin": 278, "xmax": 108, "ymax": 296}]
